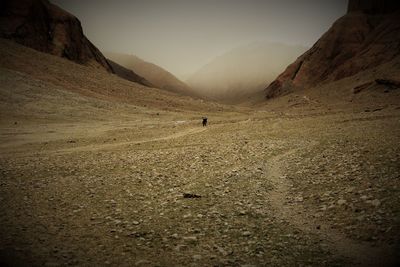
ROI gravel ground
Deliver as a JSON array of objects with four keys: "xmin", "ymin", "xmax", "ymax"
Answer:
[{"xmin": 0, "ymin": 109, "xmax": 399, "ymax": 266}]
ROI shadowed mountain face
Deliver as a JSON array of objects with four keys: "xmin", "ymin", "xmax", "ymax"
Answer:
[
  {"xmin": 187, "ymin": 43, "xmax": 307, "ymax": 103},
  {"xmin": 0, "ymin": 0, "xmax": 152, "ymax": 87},
  {"xmin": 0, "ymin": 0, "xmax": 114, "ymax": 72},
  {"xmin": 105, "ymin": 52, "xmax": 196, "ymax": 97},
  {"xmin": 107, "ymin": 59, "xmax": 152, "ymax": 87},
  {"xmin": 265, "ymin": 0, "xmax": 400, "ymax": 98}
]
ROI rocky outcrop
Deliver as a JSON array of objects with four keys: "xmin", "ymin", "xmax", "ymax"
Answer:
[
  {"xmin": 0, "ymin": 0, "xmax": 114, "ymax": 72},
  {"xmin": 0, "ymin": 0, "xmax": 152, "ymax": 86},
  {"xmin": 265, "ymin": 0, "xmax": 400, "ymax": 98}
]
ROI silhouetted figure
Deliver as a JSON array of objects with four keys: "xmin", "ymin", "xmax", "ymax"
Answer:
[{"xmin": 202, "ymin": 117, "xmax": 208, "ymax": 127}]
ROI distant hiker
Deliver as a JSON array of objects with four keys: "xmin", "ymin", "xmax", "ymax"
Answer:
[{"xmin": 202, "ymin": 117, "xmax": 208, "ymax": 127}]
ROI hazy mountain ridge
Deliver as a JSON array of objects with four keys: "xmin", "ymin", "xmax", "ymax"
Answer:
[
  {"xmin": 265, "ymin": 0, "xmax": 400, "ymax": 98},
  {"xmin": 105, "ymin": 52, "xmax": 197, "ymax": 97},
  {"xmin": 187, "ymin": 42, "xmax": 308, "ymax": 102}
]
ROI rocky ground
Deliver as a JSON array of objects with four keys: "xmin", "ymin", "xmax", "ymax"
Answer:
[{"xmin": 0, "ymin": 107, "xmax": 399, "ymax": 266}]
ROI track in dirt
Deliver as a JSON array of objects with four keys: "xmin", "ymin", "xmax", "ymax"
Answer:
[
  {"xmin": 267, "ymin": 147, "xmax": 398, "ymax": 267},
  {"xmin": 55, "ymin": 126, "xmax": 208, "ymax": 154},
  {"xmin": 1, "ymin": 112, "xmax": 399, "ymax": 266}
]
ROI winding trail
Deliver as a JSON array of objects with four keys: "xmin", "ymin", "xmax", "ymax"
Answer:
[{"xmin": 267, "ymin": 148, "xmax": 398, "ymax": 267}]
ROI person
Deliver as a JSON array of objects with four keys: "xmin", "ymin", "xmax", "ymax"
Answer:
[{"xmin": 202, "ymin": 117, "xmax": 208, "ymax": 127}]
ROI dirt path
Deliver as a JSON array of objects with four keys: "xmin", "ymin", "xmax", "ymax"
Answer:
[
  {"xmin": 1, "ymin": 111, "xmax": 399, "ymax": 266},
  {"xmin": 55, "ymin": 126, "xmax": 208, "ymax": 154},
  {"xmin": 268, "ymin": 147, "xmax": 398, "ymax": 267}
]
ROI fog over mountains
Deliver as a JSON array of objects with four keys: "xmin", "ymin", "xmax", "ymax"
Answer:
[{"xmin": 187, "ymin": 42, "xmax": 307, "ymax": 102}]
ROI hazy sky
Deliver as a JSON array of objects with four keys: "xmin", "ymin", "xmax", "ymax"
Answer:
[{"xmin": 52, "ymin": 0, "xmax": 347, "ymax": 79}]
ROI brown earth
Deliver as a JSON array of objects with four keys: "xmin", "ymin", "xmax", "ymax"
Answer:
[{"xmin": 1, "ymin": 38, "xmax": 400, "ymax": 266}]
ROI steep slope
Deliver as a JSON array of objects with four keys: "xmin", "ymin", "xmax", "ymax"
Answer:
[
  {"xmin": 0, "ymin": 0, "xmax": 149, "ymax": 86},
  {"xmin": 105, "ymin": 52, "xmax": 196, "ymax": 97},
  {"xmin": 107, "ymin": 59, "xmax": 152, "ymax": 87},
  {"xmin": 0, "ymin": 0, "xmax": 112, "ymax": 71},
  {"xmin": 0, "ymin": 38, "xmax": 225, "ymax": 122},
  {"xmin": 265, "ymin": 0, "xmax": 400, "ymax": 98},
  {"xmin": 187, "ymin": 42, "xmax": 307, "ymax": 102}
]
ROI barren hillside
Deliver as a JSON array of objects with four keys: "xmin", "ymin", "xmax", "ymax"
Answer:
[
  {"xmin": 0, "ymin": 38, "xmax": 230, "ymax": 124},
  {"xmin": 105, "ymin": 52, "xmax": 197, "ymax": 97},
  {"xmin": 265, "ymin": 0, "xmax": 400, "ymax": 98}
]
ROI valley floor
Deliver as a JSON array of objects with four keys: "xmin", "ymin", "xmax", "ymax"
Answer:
[{"xmin": 0, "ymin": 108, "xmax": 399, "ymax": 266}]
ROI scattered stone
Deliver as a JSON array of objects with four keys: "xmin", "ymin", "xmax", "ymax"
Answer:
[
  {"xmin": 238, "ymin": 210, "xmax": 247, "ymax": 215},
  {"xmin": 295, "ymin": 196, "xmax": 304, "ymax": 202},
  {"xmin": 193, "ymin": 255, "xmax": 202, "ymax": 260},
  {"xmin": 183, "ymin": 236, "xmax": 198, "ymax": 243},
  {"xmin": 370, "ymin": 199, "xmax": 381, "ymax": 207},
  {"xmin": 135, "ymin": 260, "xmax": 151, "ymax": 266},
  {"xmin": 242, "ymin": 231, "xmax": 251, "ymax": 237},
  {"xmin": 183, "ymin": 193, "xmax": 201, "ymax": 198},
  {"xmin": 171, "ymin": 233, "xmax": 179, "ymax": 239},
  {"xmin": 44, "ymin": 262, "xmax": 61, "ymax": 267},
  {"xmin": 216, "ymin": 246, "xmax": 228, "ymax": 256}
]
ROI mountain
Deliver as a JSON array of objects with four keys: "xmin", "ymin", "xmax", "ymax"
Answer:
[
  {"xmin": 105, "ymin": 52, "xmax": 196, "ymax": 97},
  {"xmin": 0, "ymin": 0, "xmax": 149, "ymax": 86},
  {"xmin": 187, "ymin": 42, "xmax": 308, "ymax": 103},
  {"xmin": 107, "ymin": 59, "xmax": 152, "ymax": 87},
  {"xmin": 265, "ymin": 0, "xmax": 400, "ymax": 99},
  {"xmin": 0, "ymin": 38, "xmax": 224, "ymax": 123}
]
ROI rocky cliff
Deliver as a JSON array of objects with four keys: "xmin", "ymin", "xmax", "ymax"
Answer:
[
  {"xmin": 0, "ymin": 0, "xmax": 152, "ymax": 86},
  {"xmin": 0, "ymin": 0, "xmax": 114, "ymax": 71},
  {"xmin": 265, "ymin": 0, "xmax": 400, "ymax": 98}
]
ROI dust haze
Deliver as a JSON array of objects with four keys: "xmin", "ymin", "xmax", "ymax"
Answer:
[
  {"xmin": 1, "ymin": 0, "xmax": 400, "ymax": 266},
  {"xmin": 187, "ymin": 42, "xmax": 308, "ymax": 102},
  {"xmin": 52, "ymin": 0, "xmax": 347, "ymax": 79}
]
